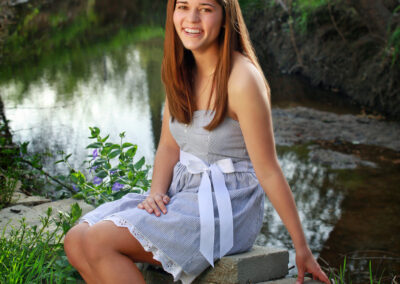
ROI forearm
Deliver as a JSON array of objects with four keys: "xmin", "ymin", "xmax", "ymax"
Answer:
[
  {"xmin": 149, "ymin": 144, "xmax": 180, "ymax": 195},
  {"xmin": 259, "ymin": 169, "xmax": 308, "ymax": 251}
]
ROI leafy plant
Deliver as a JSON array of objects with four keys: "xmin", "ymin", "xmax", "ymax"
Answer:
[
  {"xmin": 0, "ymin": 169, "xmax": 18, "ymax": 209},
  {"xmin": 327, "ymin": 256, "xmax": 387, "ymax": 284},
  {"xmin": 387, "ymin": 26, "xmax": 400, "ymax": 67},
  {"xmin": 292, "ymin": 0, "xmax": 329, "ymax": 34},
  {"xmin": 0, "ymin": 203, "xmax": 83, "ymax": 283},
  {"xmin": 56, "ymin": 126, "xmax": 151, "ymax": 207}
]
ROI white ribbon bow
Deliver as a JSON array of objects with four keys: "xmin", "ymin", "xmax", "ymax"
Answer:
[{"xmin": 180, "ymin": 150, "xmax": 235, "ymax": 267}]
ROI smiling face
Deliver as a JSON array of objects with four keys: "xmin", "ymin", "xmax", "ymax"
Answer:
[{"xmin": 173, "ymin": 0, "xmax": 224, "ymax": 54}]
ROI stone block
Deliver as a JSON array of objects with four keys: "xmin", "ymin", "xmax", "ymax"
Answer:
[
  {"xmin": 141, "ymin": 245, "xmax": 289, "ymax": 284},
  {"xmin": 260, "ymin": 277, "xmax": 323, "ymax": 284}
]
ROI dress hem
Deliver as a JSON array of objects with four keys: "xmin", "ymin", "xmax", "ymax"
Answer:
[{"xmin": 78, "ymin": 215, "xmax": 197, "ymax": 284}]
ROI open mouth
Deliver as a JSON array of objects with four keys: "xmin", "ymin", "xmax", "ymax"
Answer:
[{"xmin": 183, "ymin": 28, "xmax": 202, "ymax": 37}]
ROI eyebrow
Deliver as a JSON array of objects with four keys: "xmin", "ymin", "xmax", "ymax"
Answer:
[{"xmin": 176, "ymin": 1, "xmax": 216, "ymax": 7}]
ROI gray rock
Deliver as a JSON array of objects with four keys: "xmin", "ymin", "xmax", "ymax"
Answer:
[
  {"xmin": 141, "ymin": 246, "xmax": 289, "ymax": 284},
  {"xmin": 0, "ymin": 198, "xmax": 94, "ymax": 237},
  {"xmin": 11, "ymin": 190, "xmax": 52, "ymax": 206},
  {"xmin": 272, "ymin": 107, "xmax": 400, "ymax": 151},
  {"xmin": 307, "ymin": 148, "xmax": 377, "ymax": 169}
]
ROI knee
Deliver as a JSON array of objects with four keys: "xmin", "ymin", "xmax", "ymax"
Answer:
[
  {"xmin": 64, "ymin": 224, "xmax": 88, "ymax": 268},
  {"xmin": 82, "ymin": 223, "xmax": 112, "ymax": 262}
]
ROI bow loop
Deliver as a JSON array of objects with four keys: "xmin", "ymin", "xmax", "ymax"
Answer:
[{"xmin": 187, "ymin": 160, "xmax": 209, "ymax": 174}]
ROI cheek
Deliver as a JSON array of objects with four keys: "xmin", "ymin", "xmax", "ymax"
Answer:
[{"xmin": 173, "ymin": 13, "xmax": 181, "ymax": 31}]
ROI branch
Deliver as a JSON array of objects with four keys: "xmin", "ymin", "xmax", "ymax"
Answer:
[
  {"xmin": 328, "ymin": 1, "xmax": 348, "ymax": 44},
  {"xmin": 19, "ymin": 158, "xmax": 75, "ymax": 193}
]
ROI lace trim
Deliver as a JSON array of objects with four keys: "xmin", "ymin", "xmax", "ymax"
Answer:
[{"xmin": 102, "ymin": 214, "xmax": 197, "ymax": 284}]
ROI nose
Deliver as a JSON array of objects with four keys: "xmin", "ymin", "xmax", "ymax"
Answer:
[{"xmin": 187, "ymin": 8, "xmax": 200, "ymax": 22}]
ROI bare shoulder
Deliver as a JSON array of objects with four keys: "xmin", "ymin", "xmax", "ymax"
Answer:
[{"xmin": 228, "ymin": 51, "xmax": 269, "ymax": 117}]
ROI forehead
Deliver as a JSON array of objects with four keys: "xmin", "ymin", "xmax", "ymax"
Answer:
[{"xmin": 175, "ymin": 0, "xmax": 220, "ymax": 6}]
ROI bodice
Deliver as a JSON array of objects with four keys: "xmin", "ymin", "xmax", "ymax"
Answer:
[{"xmin": 169, "ymin": 110, "xmax": 251, "ymax": 164}]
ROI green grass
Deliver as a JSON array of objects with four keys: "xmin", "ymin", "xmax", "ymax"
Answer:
[
  {"xmin": 292, "ymin": 0, "xmax": 329, "ymax": 34},
  {"xmin": 0, "ymin": 204, "xmax": 83, "ymax": 283},
  {"xmin": 387, "ymin": 26, "xmax": 400, "ymax": 67}
]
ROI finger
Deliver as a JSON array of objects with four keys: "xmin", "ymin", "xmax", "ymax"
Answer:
[
  {"xmin": 162, "ymin": 195, "xmax": 170, "ymax": 204},
  {"xmin": 137, "ymin": 202, "xmax": 144, "ymax": 209},
  {"xmin": 296, "ymin": 267, "xmax": 305, "ymax": 284},
  {"xmin": 316, "ymin": 268, "xmax": 330, "ymax": 284},
  {"xmin": 154, "ymin": 195, "xmax": 167, "ymax": 214},
  {"xmin": 142, "ymin": 200, "xmax": 154, "ymax": 214},
  {"xmin": 147, "ymin": 198, "xmax": 161, "ymax": 216}
]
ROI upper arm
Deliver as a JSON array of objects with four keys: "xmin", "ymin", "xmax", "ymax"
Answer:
[
  {"xmin": 228, "ymin": 57, "xmax": 280, "ymax": 182},
  {"xmin": 158, "ymin": 98, "xmax": 180, "ymax": 152}
]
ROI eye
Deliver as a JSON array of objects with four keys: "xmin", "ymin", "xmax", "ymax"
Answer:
[
  {"xmin": 200, "ymin": 7, "xmax": 212, "ymax": 12},
  {"xmin": 176, "ymin": 5, "xmax": 187, "ymax": 10}
]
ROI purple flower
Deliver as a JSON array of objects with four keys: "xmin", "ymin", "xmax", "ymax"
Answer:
[
  {"xmin": 110, "ymin": 170, "xmax": 117, "ymax": 175},
  {"xmin": 112, "ymin": 182, "xmax": 124, "ymax": 192},
  {"xmin": 72, "ymin": 184, "xmax": 79, "ymax": 192},
  {"xmin": 92, "ymin": 149, "xmax": 99, "ymax": 160},
  {"xmin": 93, "ymin": 176, "xmax": 103, "ymax": 185},
  {"xmin": 89, "ymin": 165, "xmax": 98, "ymax": 173}
]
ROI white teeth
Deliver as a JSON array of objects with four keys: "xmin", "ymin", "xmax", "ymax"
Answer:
[{"xmin": 184, "ymin": 28, "xmax": 201, "ymax": 34}]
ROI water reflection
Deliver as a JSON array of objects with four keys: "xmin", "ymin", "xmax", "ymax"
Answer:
[
  {"xmin": 256, "ymin": 146, "xmax": 344, "ymax": 275},
  {"xmin": 2, "ymin": 47, "xmax": 156, "ymax": 174}
]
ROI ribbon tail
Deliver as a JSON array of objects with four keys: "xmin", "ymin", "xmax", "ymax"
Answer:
[
  {"xmin": 211, "ymin": 164, "xmax": 234, "ymax": 258},
  {"xmin": 198, "ymin": 172, "xmax": 215, "ymax": 267}
]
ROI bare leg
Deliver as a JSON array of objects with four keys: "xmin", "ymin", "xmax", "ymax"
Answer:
[
  {"xmin": 64, "ymin": 222, "xmax": 99, "ymax": 283},
  {"xmin": 83, "ymin": 220, "xmax": 162, "ymax": 284}
]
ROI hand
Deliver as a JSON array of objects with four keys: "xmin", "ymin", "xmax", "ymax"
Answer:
[
  {"xmin": 137, "ymin": 193, "xmax": 170, "ymax": 217},
  {"xmin": 295, "ymin": 246, "xmax": 331, "ymax": 284}
]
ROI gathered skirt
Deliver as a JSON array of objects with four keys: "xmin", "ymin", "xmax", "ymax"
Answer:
[{"xmin": 78, "ymin": 160, "xmax": 265, "ymax": 283}]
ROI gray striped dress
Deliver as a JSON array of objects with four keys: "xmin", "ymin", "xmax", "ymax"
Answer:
[{"xmin": 78, "ymin": 110, "xmax": 265, "ymax": 283}]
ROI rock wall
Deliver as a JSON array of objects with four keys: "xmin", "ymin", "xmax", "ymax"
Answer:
[{"xmin": 244, "ymin": 0, "xmax": 400, "ymax": 120}]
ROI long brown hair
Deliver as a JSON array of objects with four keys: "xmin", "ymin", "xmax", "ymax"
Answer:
[{"xmin": 161, "ymin": 0, "xmax": 270, "ymax": 130}]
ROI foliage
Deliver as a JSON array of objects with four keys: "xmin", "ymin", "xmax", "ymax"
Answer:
[
  {"xmin": 0, "ymin": 203, "xmax": 83, "ymax": 283},
  {"xmin": 387, "ymin": 5, "xmax": 400, "ymax": 67},
  {"xmin": 388, "ymin": 26, "xmax": 400, "ymax": 66},
  {"xmin": 292, "ymin": 0, "xmax": 329, "ymax": 34},
  {"xmin": 56, "ymin": 127, "xmax": 151, "ymax": 207},
  {"xmin": 325, "ymin": 256, "xmax": 386, "ymax": 284},
  {"xmin": 0, "ymin": 170, "xmax": 18, "ymax": 209}
]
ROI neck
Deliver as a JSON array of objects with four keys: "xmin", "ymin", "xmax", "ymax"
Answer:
[{"xmin": 191, "ymin": 44, "xmax": 219, "ymax": 78}]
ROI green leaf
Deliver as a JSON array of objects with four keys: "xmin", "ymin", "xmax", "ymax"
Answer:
[
  {"xmin": 100, "ymin": 147, "xmax": 111, "ymax": 156},
  {"xmin": 134, "ymin": 157, "xmax": 145, "ymax": 170},
  {"xmin": 89, "ymin": 126, "xmax": 100, "ymax": 138},
  {"xmin": 95, "ymin": 170, "xmax": 108, "ymax": 179},
  {"xmin": 126, "ymin": 146, "xmax": 137, "ymax": 158},
  {"xmin": 122, "ymin": 142, "xmax": 135, "ymax": 148},
  {"xmin": 109, "ymin": 149, "xmax": 122, "ymax": 159},
  {"xmin": 101, "ymin": 134, "xmax": 110, "ymax": 143},
  {"xmin": 72, "ymin": 193, "xmax": 84, "ymax": 199},
  {"xmin": 86, "ymin": 142, "xmax": 103, "ymax": 149},
  {"xmin": 70, "ymin": 203, "xmax": 82, "ymax": 221}
]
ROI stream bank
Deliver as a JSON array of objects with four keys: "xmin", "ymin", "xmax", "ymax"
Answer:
[{"xmin": 243, "ymin": 0, "xmax": 400, "ymax": 120}]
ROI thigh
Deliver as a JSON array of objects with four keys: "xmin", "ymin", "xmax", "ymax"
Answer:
[
  {"xmin": 65, "ymin": 222, "xmax": 90, "ymax": 251},
  {"xmin": 86, "ymin": 220, "xmax": 162, "ymax": 266}
]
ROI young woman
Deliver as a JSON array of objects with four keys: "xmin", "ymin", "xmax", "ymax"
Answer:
[{"xmin": 64, "ymin": 1, "xmax": 331, "ymax": 283}]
